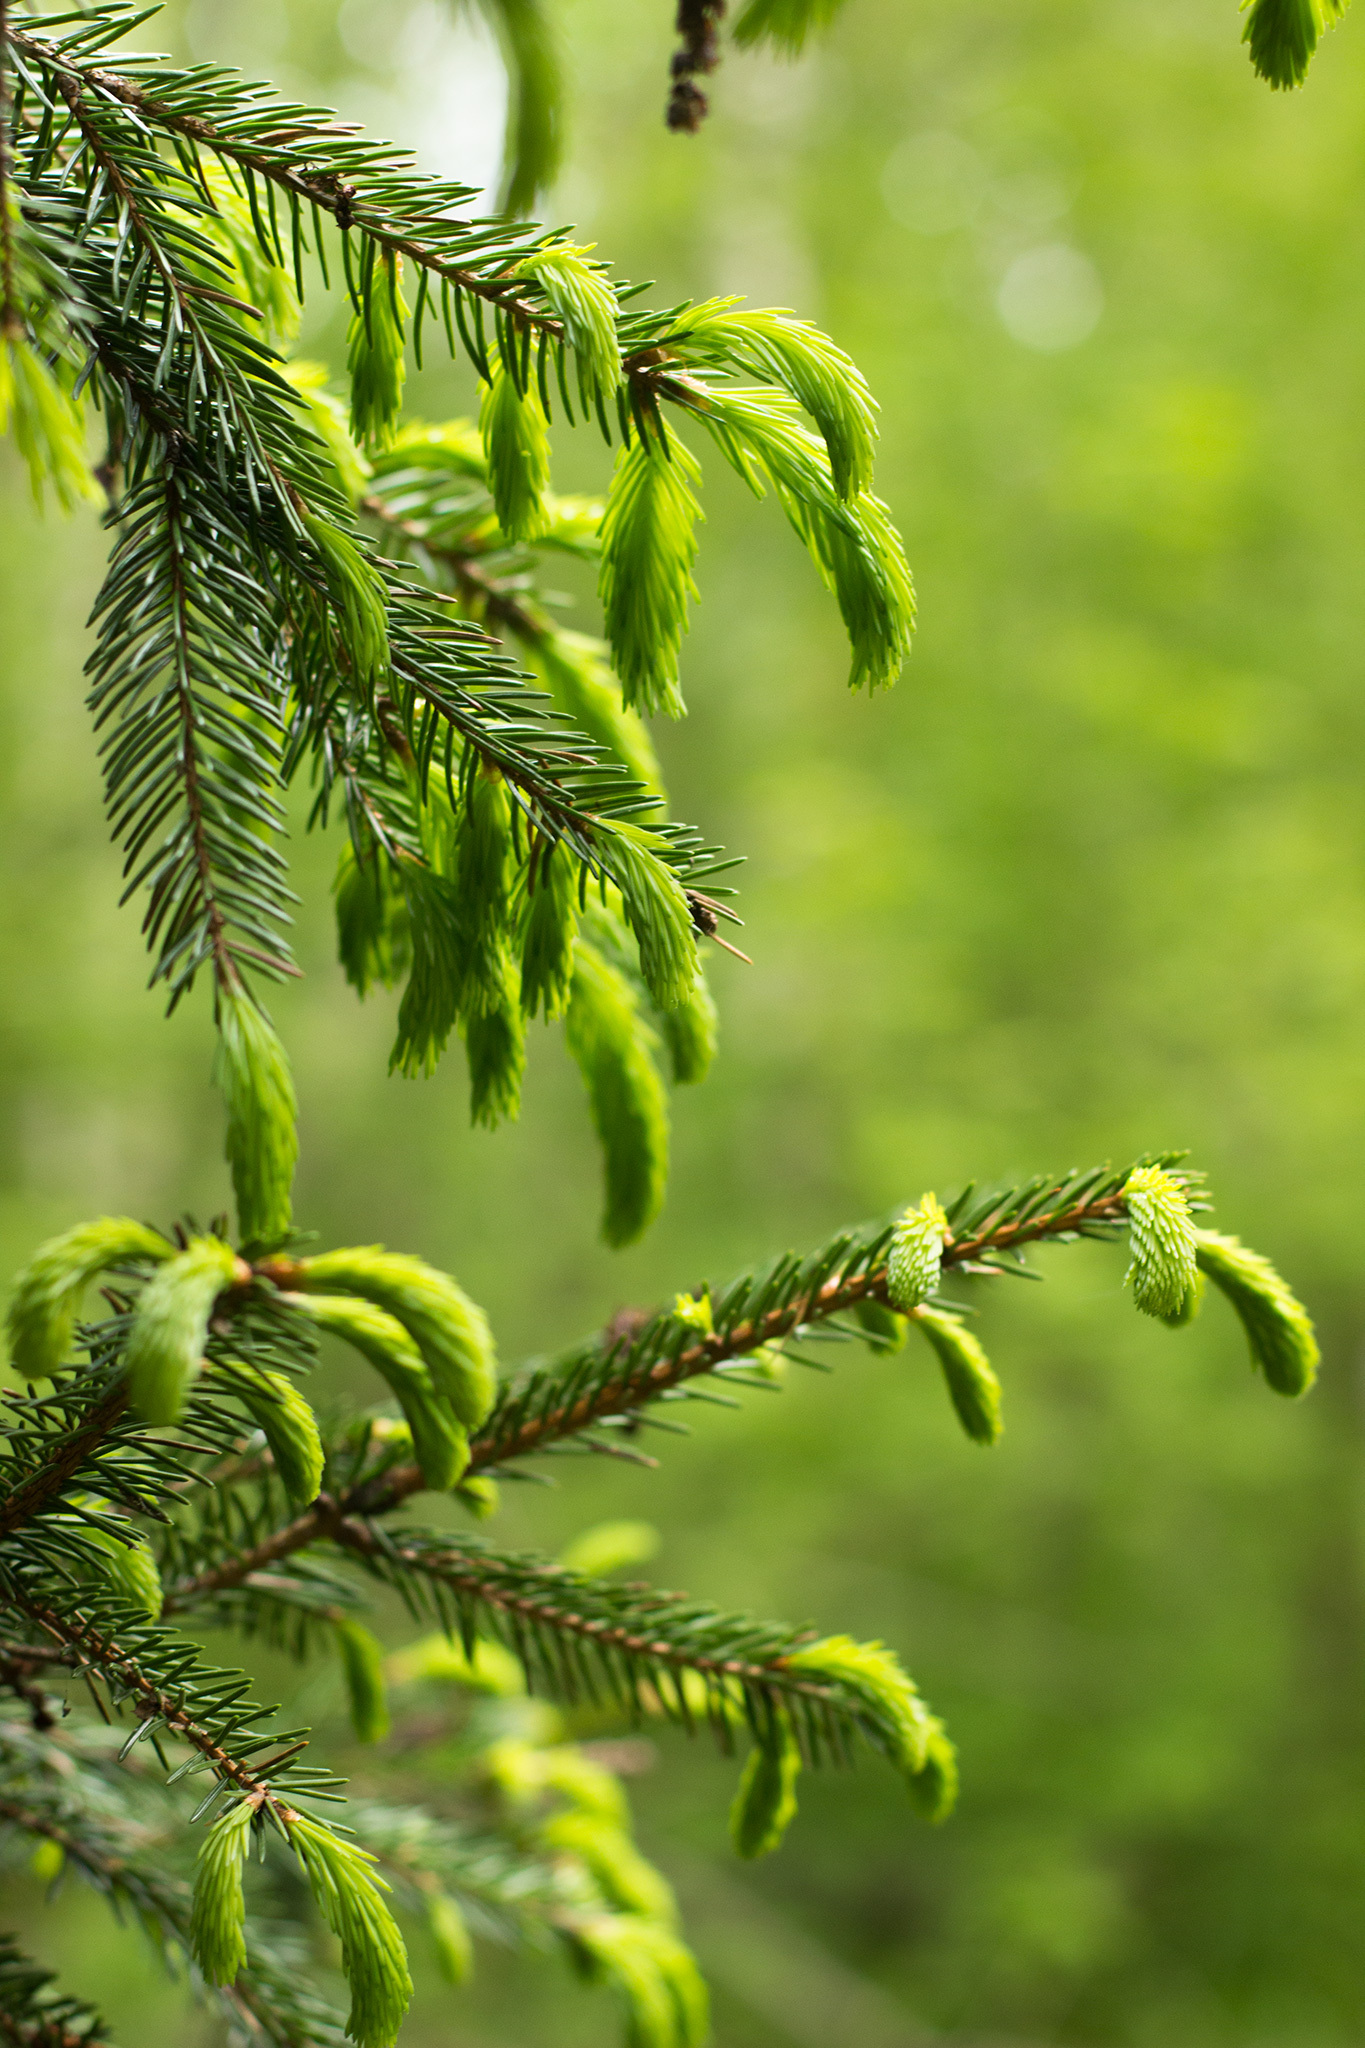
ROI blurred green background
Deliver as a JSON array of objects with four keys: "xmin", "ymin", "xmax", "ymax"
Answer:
[{"xmin": 4, "ymin": 0, "xmax": 1365, "ymax": 2040}]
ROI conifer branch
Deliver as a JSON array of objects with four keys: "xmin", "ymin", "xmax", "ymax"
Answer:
[
  {"xmin": 0, "ymin": 1727, "xmax": 348, "ymax": 2045},
  {"xmin": 333, "ymin": 1521, "xmax": 944, "ymax": 1779},
  {"xmin": 360, "ymin": 490, "xmax": 547, "ymax": 645},
  {"xmin": 0, "ymin": 1596, "xmax": 289, "ymax": 1801},
  {"xmin": 0, "ymin": 1383, "xmax": 128, "ymax": 1538},
  {"xmin": 163, "ymin": 1496, "xmax": 347, "ymax": 1609},
  {"xmin": 86, "ymin": 465, "xmax": 298, "ymax": 1008},
  {"xmin": 158, "ymin": 1159, "xmax": 1187, "ymax": 1606},
  {"xmin": 5, "ymin": 21, "xmax": 581, "ymax": 342},
  {"xmin": 159, "ymin": 473, "xmax": 241, "ymax": 995},
  {"xmin": 465, "ymin": 1161, "xmax": 1152, "ymax": 1471}
]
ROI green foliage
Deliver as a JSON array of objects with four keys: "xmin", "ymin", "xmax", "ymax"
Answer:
[
  {"xmin": 674, "ymin": 300, "xmax": 877, "ymax": 498},
  {"xmin": 598, "ymin": 829, "xmax": 700, "ymax": 1010},
  {"xmin": 0, "ymin": 7, "xmax": 1336, "ymax": 2045},
  {"xmin": 686, "ymin": 383, "xmax": 914, "ymax": 690},
  {"xmin": 474, "ymin": 1158, "xmax": 1213, "ymax": 1474},
  {"xmin": 348, "ymin": 254, "xmax": 409, "ymax": 450},
  {"xmin": 334, "ymin": 840, "xmax": 412, "ymax": 997},
  {"xmin": 88, "ymin": 470, "xmax": 298, "ymax": 1016},
  {"xmin": 559, "ymin": 1519, "xmax": 662, "ymax": 1575},
  {"xmin": 335, "ymin": 1618, "xmax": 392, "ymax": 1745},
  {"xmin": 541, "ymin": 1808, "xmax": 678, "ymax": 1921},
  {"xmin": 189, "ymin": 1797, "xmax": 254, "ymax": 1988},
  {"xmin": 4, "ymin": 0, "xmax": 894, "ymax": 1242},
  {"xmin": 886, "ymin": 1193, "xmax": 949, "ymax": 1310},
  {"xmin": 301, "ymin": 512, "xmax": 391, "ymax": 696},
  {"xmin": 598, "ymin": 424, "xmax": 703, "ymax": 717},
  {"xmin": 79, "ymin": 1521, "xmax": 164, "ymax": 1620},
  {"xmin": 1243, "ymin": 0, "xmax": 1348, "ymax": 86},
  {"xmin": 519, "ymin": 840, "xmax": 579, "ymax": 1021},
  {"xmin": 387, "ymin": 861, "xmax": 465, "ymax": 1078},
  {"xmin": 480, "ymin": 0, "xmax": 565, "ymax": 213},
  {"xmin": 907, "ymin": 1718, "xmax": 959, "ymax": 1824},
  {"xmin": 479, "ymin": 354, "xmax": 552, "ymax": 542},
  {"xmin": 532, "ymin": 631, "xmax": 662, "ymax": 791},
  {"xmin": 457, "ymin": 1473, "xmax": 502, "ymax": 1519},
  {"xmin": 6, "ymin": 1216, "xmax": 171, "ymax": 1381},
  {"xmin": 730, "ymin": 0, "xmax": 852, "ymax": 51},
  {"xmin": 655, "ymin": 972, "xmax": 718, "ymax": 1084},
  {"xmin": 285, "ymin": 360, "xmax": 372, "ymax": 505},
  {"xmin": 514, "ymin": 242, "xmax": 621, "ymax": 398},
  {"xmin": 784, "ymin": 1634, "xmax": 946, "ymax": 1782},
  {"xmin": 284, "ymin": 1812, "xmax": 414, "ymax": 2048},
  {"xmin": 0, "ymin": 334, "xmax": 100, "ymax": 511},
  {"xmin": 563, "ymin": 942, "xmax": 670, "ymax": 1246},
  {"xmin": 198, "ymin": 159, "xmax": 301, "ymax": 346},
  {"xmin": 486, "ymin": 1733, "xmax": 630, "ymax": 1822},
  {"xmin": 290, "ymin": 1292, "xmax": 470, "ymax": 1488},
  {"xmin": 573, "ymin": 1913, "xmax": 710, "ymax": 2048},
  {"xmin": 216, "ymin": 1360, "xmax": 325, "ymax": 1506},
  {"xmin": 1124, "ymin": 1162, "xmax": 1200, "ymax": 1322},
  {"xmin": 427, "ymin": 1889, "xmax": 475, "ymax": 1984},
  {"xmin": 1194, "ymin": 1230, "xmax": 1321, "ymax": 1396},
  {"xmin": 0, "ymin": 1934, "xmax": 107, "ymax": 2045},
  {"xmin": 853, "ymin": 1299, "xmax": 908, "ymax": 1352},
  {"xmin": 465, "ymin": 963, "xmax": 527, "ymax": 1128},
  {"xmin": 214, "ymin": 987, "xmax": 298, "ymax": 1245},
  {"xmin": 124, "ymin": 1235, "xmax": 242, "ymax": 1426},
  {"xmin": 388, "ymin": 1630, "xmax": 525, "ymax": 1695},
  {"xmin": 729, "ymin": 1716, "xmax": 801, "ymax": 1859},
  {"xmin": 291, "ymin": 1246, "xmax": 498, "ymax": 1428},
  {"xmin": 912, "ymin": 1304, "xmax": 1003, "ymax": 1445}
]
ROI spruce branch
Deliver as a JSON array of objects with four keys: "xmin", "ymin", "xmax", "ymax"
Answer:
[
  {"xmin": 331, "ymin": 1519, "xmax": 944, "ymax": 1778},
  {"xmin": 5, "ymin": 18, "xmax": 588, "ymax": 347},
  {"xmin": 0, "ymin": 1592, "xmax": 311, "ymax": 1807},
  {"xmin": 466, "ymin": 1158, "xmax": 1170, "ymax": 1471},
  {"xmin": 7, "ymin": 3, "xmax": 913, "ymax": 565},
  {"xmin": 158, "ymin": 1156, "xmax": 1213, "ymax": 1607},
  {"xmin": 86, "ymin": 464, "xmax": 298, "ymax": 1009},
  {"xmin": 0, "ymin": 1382, "xmax": 128, "ymax": 1538},
  {"xmin": 0, "ymin": 1726, "xmax": 348, "ymax": 2046}
]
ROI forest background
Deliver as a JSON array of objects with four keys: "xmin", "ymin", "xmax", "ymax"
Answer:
[{"xmin": 2, "ymin": 0, "xmax": 1363, "ymax": 2041}]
